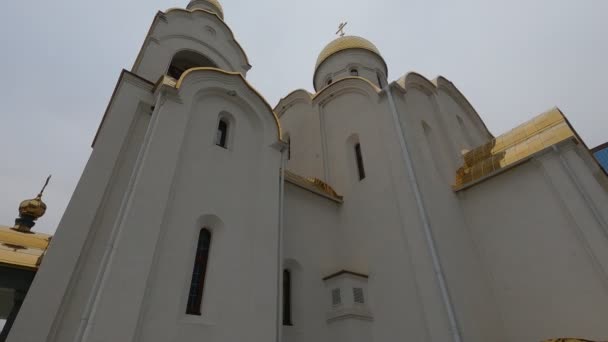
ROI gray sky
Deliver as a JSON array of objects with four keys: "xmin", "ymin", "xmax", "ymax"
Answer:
[{"xmin": 1, "ymin": 0, "xmax": 607, "ymax": 235}]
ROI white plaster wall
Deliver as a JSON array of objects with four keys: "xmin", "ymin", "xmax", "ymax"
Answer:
[
  {"xmin": 279, "ymin": 98, "xmax": 325, "ymax": 180},
  {"xmin": 282, "ymin": 183, "xmax": 341, "ymax": 342},
  {"xmin": 314, "ymin": 50, "xmax": 387, "ymax": 91},
  {"xmin": 460, "ymin": 147, "xmax": 608, "ymax": 341},
  {"xmin": 391, "ymin": 86, "xmax": 506, "ymax": 342},
  {"xmin": 135, "ymin": 87, "xmax": 282, "ymax": 342},
  {"xmin": 313, "ymin": 81, "xmax": 449, "ymax": 341},
  {"xmin": 52, "ymin": 100, "xmax": 152, "ymax": 342},
  {"xmin": 435, "ymin": 86, "xmax": 491, "ymax": 150},
  {"xmin": 133, "ymin": 10, "xmax": 249, "ymax": 83}
]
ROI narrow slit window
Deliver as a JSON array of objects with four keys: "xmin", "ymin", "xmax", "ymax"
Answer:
[
  {"xmin": 377, "ymin": 72, "xmax": 384, "ymax": 88},
  {"xmin": 355, "ymin": 143, "xmax": 366, "ymax": 180},
  {"xmin": 287, "ymin": 136, "xmax": 291, "ymax": 160},
  {"xmin": 283, "ymin": 269, "xmax": 293, "ymax": 326},
  {"xmin": 216, "ymin": 119, "xmax": 228, "ymax": 148},
  {"xmin": 186, "ymin": 228, "xmax": 212, "ymax": 316}
]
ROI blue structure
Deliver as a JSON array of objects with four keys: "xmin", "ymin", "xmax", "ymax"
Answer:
[{"xmin": 593, "ymin": 142, "xmax": 608, "ymax": 172}]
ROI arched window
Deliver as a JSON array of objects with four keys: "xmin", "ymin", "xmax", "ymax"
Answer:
[
  {"xmin": 355, "ymin": 143, "xmax": 366, "ymax": 180},
  {"xmin": 283, "ymin": 269, "xmax": 293, "ymax": 325},
  {"xmin": 216, "ymin": 119, "xmax": 229, "ymax": 148},
  {"xmin": 168, "ymin": 50, "xmax": 217, "ymax": 79},
  {"xmin": 326, "ymin": 78, "xmax": 333, "ymax": 86},
  {"xmin": 350, "ymin": 68, "xmax": 359, "ymax": 76},
  {"xmin": 186, "ymin": 228, "xmax": 212, "ymax": 316}
]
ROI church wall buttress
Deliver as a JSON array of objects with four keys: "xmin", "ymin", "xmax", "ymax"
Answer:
[
  {"xmin": 52, "ymin": 101, "xmax": 153, "ymax": 342},
  {"xmin": 7, "ymin": 74, "xmax": 155, "ymax": 342}
]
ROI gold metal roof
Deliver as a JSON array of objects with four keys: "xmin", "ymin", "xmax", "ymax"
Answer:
[
  {"xmin": 285, "ymin": 170, "xmax": 343, "ymax": 202},
  {"xmin": 315, "ymin": 36, "xmax": 383, "ymax": 70},
  {"xmin": 0, "ymin": 225, "xmax": 52, "ymax": 270},
  {"xmin": 454, "ymin": 108, "xmax": 578, "ymax": 190}
]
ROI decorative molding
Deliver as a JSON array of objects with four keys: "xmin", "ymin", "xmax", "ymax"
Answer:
[
  {"xmin": 322, "ymin": 270, "xmax": 368, "ymax": 281},
  {"xmin": 326, "ymin": 307, "xmax": 374, "ymax": 324}
]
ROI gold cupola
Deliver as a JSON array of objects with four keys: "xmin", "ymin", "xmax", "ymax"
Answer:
[
  {"xmin": 315, "ymin": 36, "xmax": 383, "ymax": 70},
  {"xmin": 313, "ymin": 35, "xmax": 388, "ymax": 91},
  {"xmin": 187, "ymin": 0, "xmax": 224, "ymax": 19},
  {"xmin": 13, "ymin": 176, "xmax": 51, "ymax": 233}
]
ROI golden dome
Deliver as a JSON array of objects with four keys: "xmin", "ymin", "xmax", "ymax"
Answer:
[
  {"xmin": 315, "ymin": 35, "xmax": 383, "ymax": 70},
  {"xmin": 188, "ymin": 0, "xmax": 224, "ymax": 19},
  {"xmin": 19, "ymin": 195, "xmax": 47, "ymax": 219},
  {"xmin": 206, "ymin": 0, "xmax": 223, "ymax": 12}
]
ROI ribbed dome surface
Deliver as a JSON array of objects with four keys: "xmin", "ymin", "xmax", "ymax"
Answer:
[{"xmin": 315, "ymin": 36, "xmax": 382, "ymax": 70}]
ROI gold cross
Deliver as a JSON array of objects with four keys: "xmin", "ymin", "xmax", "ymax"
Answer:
[
  {"xmin": 336, "ymin": 22, "xmax": 348, "ymax": 37},
  {"xmin": 37, "ymin": 175, "xmax": 51, "ymax": 198}
]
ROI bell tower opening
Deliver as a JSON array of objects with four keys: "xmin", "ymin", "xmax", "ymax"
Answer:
[{"xmin": 167, "ymin": 50, "xmax": 218, "ymax": 80}]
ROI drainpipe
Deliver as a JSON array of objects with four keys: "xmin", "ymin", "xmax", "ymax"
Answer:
[
  {"xmin": 385, "ymin": 84, "xmax": 463, "ymax": 342},
  {"xmin": 276, "ymin": 145, "xmax": 287, "ymax": 342}
]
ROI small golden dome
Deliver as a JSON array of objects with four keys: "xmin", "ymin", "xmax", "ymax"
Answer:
[
  {"xmin": 206, "ymin": 0, "xmax": 223, "ymax": 12},
  {"xmin": 19, "ymin": 195, "xmax": 47, "ymax": 219},
  {"xmin": 188, "ymin": 0, "xmax": 224, "ymax": 19},
  {"xmin": 315, "ymin": 35, "xmax": 383, "ymax": 70}
]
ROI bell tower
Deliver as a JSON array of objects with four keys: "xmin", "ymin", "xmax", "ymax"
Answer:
[{"xmin": 131, "ymin": 0, "xmax": 251, "ymax": 83}]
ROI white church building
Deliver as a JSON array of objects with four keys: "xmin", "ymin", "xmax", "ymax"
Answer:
[{"xmin": 6, "ymin": 1, "xmax": 608, "ymax": 341}]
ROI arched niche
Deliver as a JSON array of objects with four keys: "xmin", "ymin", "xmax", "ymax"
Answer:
[{"xmin": 168, "ymin": 50, "xmax": 218, "ymax": 79}]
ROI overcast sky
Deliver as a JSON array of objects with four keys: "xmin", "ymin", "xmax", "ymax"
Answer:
[{"xmin": 0, "ymin": 0, "xmax": 606, "ymax": 235}]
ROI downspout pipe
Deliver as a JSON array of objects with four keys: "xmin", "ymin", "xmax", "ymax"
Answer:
[
  {"xmin": 276, "ymin": 144, "xmax": 288, "ymax": 342},
  {"xmin": 385, "ymin": 84, "xmax": 463, "ymax": 342}
]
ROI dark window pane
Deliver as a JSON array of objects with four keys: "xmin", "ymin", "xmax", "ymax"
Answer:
[
  {"xmin": 355, "ymin": 143, "xmax": 366, "ymax": 180},
  {"xmin": 186, "ymin": 229, "xmax": 212, "ymax": 315},
  {"xmin": 216, "ymin": 120, "xmax": 228, "ymax": 148},
  {"xmin": 283, "ymin": 269, "xmax": 293, "ymax": 325}
]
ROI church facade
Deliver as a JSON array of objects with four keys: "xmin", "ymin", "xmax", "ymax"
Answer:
[{"xmin": 7, "ymin": 1, "xmax": 608, "ymax": 341}]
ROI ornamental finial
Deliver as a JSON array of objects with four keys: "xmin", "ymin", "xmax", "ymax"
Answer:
[{"xmin": 37, "ymin": 175, "xmax": 51, "ymax": 199}]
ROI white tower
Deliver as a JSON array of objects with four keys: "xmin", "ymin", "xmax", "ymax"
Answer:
[{"xmin": 8, "ymin": 1, "xmax": 285, "ymax": 341}]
